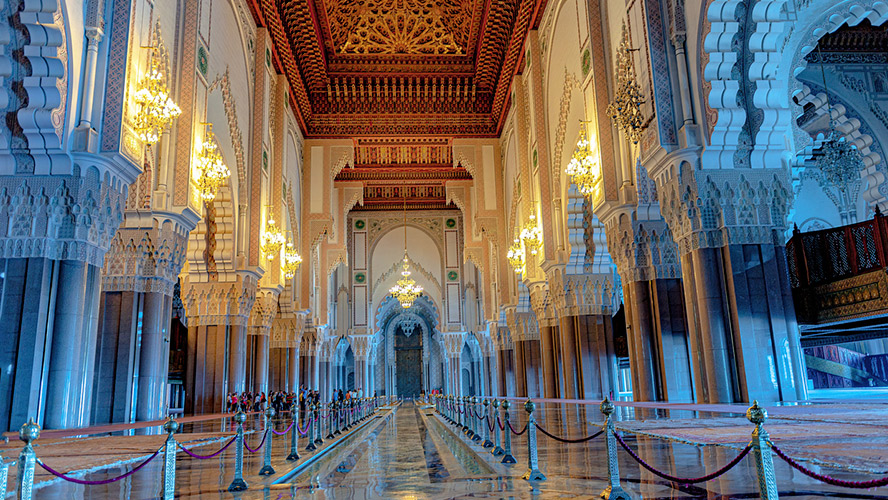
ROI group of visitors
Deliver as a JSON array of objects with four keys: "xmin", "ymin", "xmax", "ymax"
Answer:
[{"xmin": 225, "ymin": 386, "xmax": 379, "ymax": 416}]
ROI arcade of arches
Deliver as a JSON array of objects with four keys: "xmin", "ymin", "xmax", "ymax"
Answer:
[{"xmin": 2, "ymin": 0, "xmax": 888, "ymax": 497}]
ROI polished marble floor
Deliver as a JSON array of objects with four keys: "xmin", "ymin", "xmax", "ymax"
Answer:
[{"xmin": 3, "ymin": 401, "xmax": 888, "ymax": 499}]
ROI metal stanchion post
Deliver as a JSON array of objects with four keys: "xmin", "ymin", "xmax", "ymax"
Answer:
[
  {"xmin": 491, "ymin": 399, "xmax": 505, "ymax": 456},
  {"xmin": 600, "ymin": 397, "xmax": 630, "ymax": 499},
  {"xmin": 748, "ymin": 401, "xmax": 779, "ymax": 499},
  {"xmin": 326, "ymin": 403, "xmax": 335, "ymax": 439},
  {"xmin": 521, "ymin": 401, "xmax": 546, "ymax": 481},
  {"xmin": 259, "ymin": 407, "xmax": 276, "ymax": 475},
  {"xmin": 457, "ymin": 396, "xmax": 464, "ymax": 430},
  {"xmin": 162, "ymin": 416, "xmax": 179, "ymax": 499},
  {"xmin": 17, "ymin": 419, "xmax": 39, "ymax": 500},
  {"xmin": 228, "ymin": 410, "xmax": 248, "ymax": 491},
  {"xmin": 305, "ymin": 404, "xmax": 317, "ymax": 452},
  {"xmin": 466, "ymin": 397, "xmax": 476, "ymax": 439},
  {"xmin": 287, "ymin": 406, "xmax": 300, "ymax": 461},
  {"xmin": 482, "ymin": 399, "xmax": 494, "ymax": 448},
  {"xmin": 501, "ymin": 401, "xmax": 516, "ymax": 464},
  {"xmin": 334, "ymin": 401, "xmax": 341, "ymax": 435},
  {"xmin": 472, "ymin": 397, "xmax": 482, "ymax": 442},
  {"xmin": 315, "ymin": 403, "xmax": 324, "ymax": 445}
]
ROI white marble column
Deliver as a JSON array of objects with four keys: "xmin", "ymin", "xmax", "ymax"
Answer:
[
  {"xmin": 288, "ymin": 347, "xmax": 300, "ymax": 392},
  {"xmin": 136, "ymin": 292, "xmax": 171, "ymax": 421}
]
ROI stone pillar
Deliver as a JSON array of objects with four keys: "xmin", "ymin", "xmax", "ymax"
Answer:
[
  {"xmin": 253, "ymin": 332, "xmax": 270, "ymax": 395},
  {"xmin": 514, "ymin": 340, "xmax": 527, "ymax": 398},
  {"xmin": 228, "ymin": 324, "xmax": 248, "ymax": 393},
  {"xmin": 136, "ymin": 292, "xmax": 172, "ymax": 421},
  {"xmin": 45, "ymin": 261, "xmax": 97, "ymax": 429},
  {"xmin": 575, "ymin": 314, "xmax": 619, "ymax": 399},
  {"xmin": 558, "ymin": 315, "xmax": 581, "ymax": 399},
  {"xmin": 538, "ymin": 325, "xmax": 558, "ymax": 398},
  {"xmin": 624, "ymin": 281, "xmax": 662, "ymax": 401},
  {"xmin": 288, "ymin": 347, "xmax": 300, "ymax": 391}
]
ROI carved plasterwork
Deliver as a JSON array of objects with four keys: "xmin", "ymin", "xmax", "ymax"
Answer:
[
  {"xmin": 249, "ymin": 288, "xmax": 281, "ymax": 333},
  {"xmin": 208, "ymin": 69, "xmax": 248, "ymax": 202},
  {"xmin": 102, "ymin": 222, "xmax": 189, "ymax": 295},
  {"xmin": 372, "ymin": 255, "xmax": 442, "ymax": 297},
  {"xmin": 528, "ymin": 283, "xmax": 557, "ymax": 327},
  {"xmin": 182, "ymin": 274, "xmax": 258, "ymax": 327},
  {"xmin": 0, "ymin": 174, "xmax": 126, "ymax": 267},
  {"xmin": 547, "ymin": 268, "xmax": 619, "ymax": 317}
]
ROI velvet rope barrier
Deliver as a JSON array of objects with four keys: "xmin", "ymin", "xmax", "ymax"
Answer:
[
  {"xmin": 177, "ymin": 436, "xmax": 236, "ymax": 459},
  {"xmin": 769, "ymin": 442, "xmax": 888, "ymax": 488},
  {"xmin": 536, "ymin": 425, "xmax": 604, "ymax": 443},
  {"xmin": 244, "ymin": 429, "xmax": 269, "ymax": 453},
  {"xmin": 497, "ymin": 415, "xmax": 505, "ymax": 430},
  {"xmin": 296, "ymin": 417, "xmax": 313, "ymax": 436},
  {"xmin": 271, "ymin": 422, "xmax": 294, "ymax": 436},
  {"xmin": 507, "ymin": 421, "xmax": 528, "ymax": 436},
  {"xmin": 37, "ymin": 446, "xmax": 163, "ymax": 485},
  {"xmin": 615, "ymin": 433, "xmax": 752, "ymax": 484}
]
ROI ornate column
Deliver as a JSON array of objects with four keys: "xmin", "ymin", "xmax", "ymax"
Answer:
[
  {"xmin": 351, "ymin": 335, "xmax": 372, "ymax": 395},
  {"xmin": 649, "ymin": 154, "xmax": 807, "ymax": 403},
  {"xmin": 182, "ymin": 274, "xmax": 258, "ymax": 413},
  {"xmin": 440, "ymin": 333, "xmax": 465, "ymax": 396},
  {"xmin": 529, "ymin": 285, "xmax": 559, "ymax": 398}
]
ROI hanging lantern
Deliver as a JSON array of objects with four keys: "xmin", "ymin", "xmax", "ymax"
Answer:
[
  {"xmin": 520, "ymin": 214, "xmax": 542, "ymax": 256},
  {"xmin": 281, "ymin": 239, "xmax": 302, "ymax": 279},
  {"xmin": 389, "ymin": 199, "xmax": 423, "ymax": 308},
  {"xmin": 507, "ymin": 238, "xmax": 525, "ymax": 274},
  {"xmin": 566, "ymin": 127, "xmax": 600, "ymax": 196},
  {"xmin": 133, "ymin": 50, "xmax": 181, "ymax": 144},
  {"xmin": 260, "ymin": 212, "xmax": 285, "ymax": 260},
  {"xmin": 194, "ymin": 126, "xmax": 230, "ymax": 202}
]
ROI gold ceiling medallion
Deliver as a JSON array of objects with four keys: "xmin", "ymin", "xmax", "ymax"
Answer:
[
  {"xmin": 606, "ymin": 24, "xmax": 645, "ymax": 144},
  {"xmin": 337, "ymin": 0, "xmax": 465, "ymax": 55},
  {"xmin": 133, "ymin": 23, "xmax": 181, "ymax": 145}
]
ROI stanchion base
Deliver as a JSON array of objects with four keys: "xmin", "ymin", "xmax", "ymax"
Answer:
[
  {"xmin": 502, "ymin": 454, "xmax": 517, "ymax": 464},
  {"xmin": 305, "ymin": 443, "xmax": 317, "ymax": 452},
  {"xmin": 286, "ymin": 452, "xmax": 301, "ymax": 461},
  {"xmin": 465, "ymin": 430, "xmax": 475, "ymax": 439},
  {"xmin": 522, "ymin": 469, "xmax": 546, "ymax": 481},
  {"xmin": 600, "ymin": 486, "xmax": 632, "ymax": 500},
  {"xmin": 471, "ymin": 434, "xmax": 482, "ymax": 442},
  {"xmin": 227, "ymin": 478, "xmax": 248, "ymax": 492},
  {"xmin": 258, "ymin": 465, "xmax": 275, "ymax": 476},
  {"xmin": 491, "ymin": 446, "xmax": 505, "ymax": 456},
  {"xmin": 334, "ymin": 429, "xmax": 341, "ymax": 435},
  {"xmin": 315, "ymin": 438, "xmax": 324, "ymax": 445},
  {"xmin": 482, "ymin": 439, "xmax": 493, "ymax": 448},
  {"xmin": 326, "ymin": 433, "xmax": 334, "ymax": 439}
]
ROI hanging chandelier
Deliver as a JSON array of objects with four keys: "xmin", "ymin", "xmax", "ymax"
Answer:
[
  {"xmin": 281, "ymin": 238, "xmax": 302, "ymax": 279},
  {"xmin": 566, "ymin": 126, "xmax": 601, "ymax": 196},
  {"xmin": 261, "ymin": 210, "xmax": 285, "ymax": 260},
  {"xmin": 520, "ymin": 214, "xmax": 542, "ymax": 256},
  {"xmin": 194, "ymin": 125, "xmax": 230, "ymax": 202},
  {"xmin": 507, "ymin": 238, "xmax": 525, "ymax": 274},
  {"xmin": 606, "ymin": 24, "xmax": 644, "ymax": 144},
  {"xmin": 133, "ymin": 49, "xmax": 181, "ymax": 145},
  {"xmin": 812, "ymin": 45, "xmax": 863, "ymax": 190},
  {"xmin": 389, "ymin": 199, "xmax": 423, "ymax": 308}
]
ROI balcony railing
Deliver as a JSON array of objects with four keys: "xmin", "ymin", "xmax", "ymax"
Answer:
[{"xmin": 787, "ymin": 208, "xmax": 888, "ymax": 289}]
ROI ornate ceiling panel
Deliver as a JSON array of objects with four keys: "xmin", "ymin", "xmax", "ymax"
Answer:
[{"xmin": 249, "ymin": 0, "xmax": 547, "ymax": 137}]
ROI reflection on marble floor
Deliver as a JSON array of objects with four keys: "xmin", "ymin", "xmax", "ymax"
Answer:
[{"xmin": 4, "ymin": 401, "xmax": 888, "ymax": 499}]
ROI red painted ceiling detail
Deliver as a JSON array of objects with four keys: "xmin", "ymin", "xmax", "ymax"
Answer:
[{"xmin": 248, "ymin": 0, "xmax": 547, "ymax": 138}]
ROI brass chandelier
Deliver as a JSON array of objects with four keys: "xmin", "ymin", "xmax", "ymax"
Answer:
[
  {"xmin": 281, "ymin": 237, "xmax": 302, "ymax": 280},
  {"xmin": 606, "ymin": 24, "xmax": 644, "ymax": 144},
  {"xmin": 194, "ymin": 124, "xmax": 230, "ymax": 202},
  {"xmin": 565, "ymin": 126, "xmax": 600, "ymax": 196},
  {"xmin": 389, "ymin": 199, "xmax": 423, "ymax": 309},
  {"xmin": 133, "ymin": 48, "xmax": 181, "ymax": 144},
  {"xmin": 812, "ymin": 45, "xmax": 863, "ymax": 190},
  {"xmin": 520, "ymin": 213, "xmax": 542, "ymax": 256},
  {"xmin": 507, "ymin": 237, "xmax": 525, "ymax": 274},
  {"xmin": 261, "ymin": 209, "xmax": 285, "ymax": 260}
]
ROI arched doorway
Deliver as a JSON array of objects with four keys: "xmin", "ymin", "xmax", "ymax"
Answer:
[{"xmin": 395, "ymin": 323, "xmax": 423, "ymax": 398}]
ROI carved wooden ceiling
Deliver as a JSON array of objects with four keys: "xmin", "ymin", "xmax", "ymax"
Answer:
[{"xmin": 248, "ymin": 0, "xmax": 547, "ymax": 138}]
